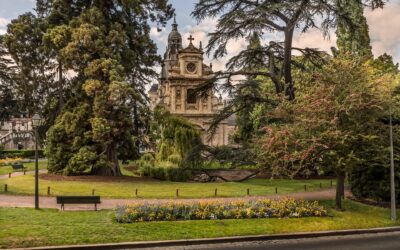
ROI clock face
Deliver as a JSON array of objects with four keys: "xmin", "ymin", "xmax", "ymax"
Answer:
[{"xmin": 186, "ymin": 62, "xmax": 197, "ymax": 73}]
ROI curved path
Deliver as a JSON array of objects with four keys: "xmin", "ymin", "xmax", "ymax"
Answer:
[
  {"xmin": 0, "ymin": 189, "xmax": 346, "ymax": 211},
  {"xmin": 0, "ymin": 171, "xmax": 345, "ymax": 210}
]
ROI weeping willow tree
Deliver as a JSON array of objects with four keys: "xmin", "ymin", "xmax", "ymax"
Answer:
[{"xmin": 151, "ymin": 105, "xmax": 203, "ymax": 168}]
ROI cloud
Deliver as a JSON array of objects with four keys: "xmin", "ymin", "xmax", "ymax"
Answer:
[
  {"xmin": 0, "ymin": 17, "xmax": 9, "ymax": 27},
  {"xmin": 293, "ymin": 29, "xmax": 336, "ymax": 55},
  {"xmin": 0, "ymin": 17, "xmax": 9, "ymax": 35},
  {"xmin": 365, "ymin": 2, "xmax": 400, "ymax": 63}
]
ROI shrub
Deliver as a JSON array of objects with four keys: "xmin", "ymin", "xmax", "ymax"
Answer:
[
  {"xmin": 137, "ymin": 161, "xmax": 152, "ymax": 177},
  {"xmin": 164, "ymin": 167, "xmax": 191, "ymax": 182},
  {"xmin": 141, "ymin": 153, "xmax": 155, "ymax": 163},
  {"xmin": 0, "ymin": 150, "xmax": 45, "ymax": 159},
  {"xmin": 167, "ymin": 154, "xmax": 182, "ymax": 165},
  {"xmin": 64, "ymin": 147, "xmax": 97, "ymax": 175},
  {"xmin": 139, "ymin": 165, "xmax": 191, "ymax": 182},
  {"xmin": 114, "ymin": 198, "xmax": 327, "ymax": 223},
  {"xmin": 150, "ymin": 166, "xmax": 166, "ymax": 180},
  {"xmin": 348, "ymin": 126, "xmax": 400, "ymax": 203},
  {"xmin": 202, "ymin": 160, "xmax": 232, "ymax": 169}
]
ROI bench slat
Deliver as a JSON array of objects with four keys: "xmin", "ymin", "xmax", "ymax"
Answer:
[{"xmin": 56, "ymin": 196, "xmax": 101, "ymax": 204}]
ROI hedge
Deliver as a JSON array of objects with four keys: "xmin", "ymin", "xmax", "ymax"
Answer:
[{"xmin": 0, "ymin": 150, "xmax": 45, "ymax": 159}]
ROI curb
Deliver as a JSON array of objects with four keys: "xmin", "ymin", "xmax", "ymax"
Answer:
[{"xmin": 17, "ymin": 226, "xmax": 400, "ymax": 250}]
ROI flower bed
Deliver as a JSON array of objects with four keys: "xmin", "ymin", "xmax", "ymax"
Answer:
[
  {"xmin": 115, "ymin": 198, "xmax": 327, "ymax": 223},
  {"xmin": 0, "ymin": 158, "xmax": 23, "ymax": 166}
]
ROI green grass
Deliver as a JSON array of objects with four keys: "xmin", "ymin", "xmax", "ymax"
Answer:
[
  {"xmin": 0, "ymin": 175, "xmax": 336, "ymax": 198},
  {"xmin": 0, "ymin": 159, "xmax": 48, "ymax": 175},
  {"xmin": 0, "ymin": 200, "xmax": 399, "ymax": 249}
]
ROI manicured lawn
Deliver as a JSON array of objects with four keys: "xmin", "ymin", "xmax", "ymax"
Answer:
[
  {"xmin": 0, "ymin": 175, "xmax": 335, "ymax": 198},
  {"xmin": 0, "ymin": 200, "xmax": 399, "ymax": 249},
  {"xmin": 0, "ymin": 159, "xmax": 48, "ymax": 175}
]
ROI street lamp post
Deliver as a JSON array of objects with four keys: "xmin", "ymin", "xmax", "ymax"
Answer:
[
  {"xmin": 389, "ymin": 107, "xmax": 397, "ymax": 221},
  {"xmin": 32, "ymin": 113, "xmax": 42, "ymax": 210}
]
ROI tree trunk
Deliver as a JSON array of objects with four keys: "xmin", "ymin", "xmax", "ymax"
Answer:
[
  {"xmin": 283, "ymin": 27, "xmax": 295, "ymax": 100},
  {"xmin": 336, "ymin": 171, "xmax": 345, "ymax": 210},
  {"xmin": 92, "ymin": 143, "xmax": 122, "ymax": 176}
]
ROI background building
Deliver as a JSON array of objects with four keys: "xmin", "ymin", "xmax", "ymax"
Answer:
[{"xmin": 0, "ymin": 115, "xmax": 35, "ymax": 150}]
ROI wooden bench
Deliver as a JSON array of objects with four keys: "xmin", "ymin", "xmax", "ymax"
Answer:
[
  {"xmin": 56, "ymin": 196, "xmax": 101, "ymax": 211},
  {"xmin": 11, "ymin": 164, "xmax": 26, "ymax": 171}
]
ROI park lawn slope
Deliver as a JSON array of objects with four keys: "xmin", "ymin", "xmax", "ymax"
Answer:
[
  {"xmin": 0, "ymin": 200, "xmax": 399, "ymax": 249},
  {"xmin": 0, "ymin": 175, "xmax": 335, "ymax": 198}
]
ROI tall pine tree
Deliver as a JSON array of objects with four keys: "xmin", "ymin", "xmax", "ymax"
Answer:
[{"xmin": 336, "ymin": 0, "xmax": 373, "ymax": 59}]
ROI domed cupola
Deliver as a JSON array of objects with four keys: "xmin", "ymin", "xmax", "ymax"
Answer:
[
  {"xmin": 168, "ymin": 16, "xmax": 182, "ymax": 46},
  {"xmin": 164, "ymin": 15, "xmax": 182, "ymax": 62}
]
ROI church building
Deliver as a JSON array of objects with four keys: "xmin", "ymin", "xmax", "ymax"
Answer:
[{"xmin": 148, "ymin": 17, "xmax": 236, "ymax": 146}]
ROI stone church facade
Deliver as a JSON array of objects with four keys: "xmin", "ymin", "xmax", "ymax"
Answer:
[{"xmin": 149, "ymin": 18, "xmax": 236, "ymax": 146}]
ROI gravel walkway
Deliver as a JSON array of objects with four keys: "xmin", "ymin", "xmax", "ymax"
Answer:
[{"xmin": 0, "ymin": 189, "xmax": 346, "ymax": 211}]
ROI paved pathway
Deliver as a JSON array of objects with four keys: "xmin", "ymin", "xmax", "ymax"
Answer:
[{"xmin": 0, "ymin": 188, "xmax": 346, "ymax": 211}]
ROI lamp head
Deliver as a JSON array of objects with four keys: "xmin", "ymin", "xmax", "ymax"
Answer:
[{"xmin": 32, "ymin": 113, "xmax": 42, "ymax": 128}]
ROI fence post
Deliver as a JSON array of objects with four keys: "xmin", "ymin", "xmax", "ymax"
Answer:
[
  {"xmin": 176, "ymin": 189, "xmax": 179, "ymax": 197},
  {"xmin": 23, "ymin": 170, "xmax": 26, "ymax": 175},
  {"xmin": 4, "ymin": 184, "xmax": 7, "ymax": 192},
  {"xmin": 215, "ymin": 188, "xmax": 218, "ymax": 197},
  {"xmin": 275, "ymin": 187, "xmax": 278, "ymax": 194},
  {"xmin": 135, "ymin": 188, "xmax": 138, "ymax": 197},
  {"xmin": 247, "ymin": 188, "xmax": 250, "ymax": 196},
  {"xmin": 92, "ymin": 189, "xmax": 95, "ymax": 196},
  {"xmin": 47, "ymin": 186, "xmax": 50, "ymax": 196},
  {"xmin": 304, "ymin": 184, "xmax": 307, "ymax": 191},
  {"xmin": 8, "ymin": 173, "xmax": 11, "ymax": 178}
]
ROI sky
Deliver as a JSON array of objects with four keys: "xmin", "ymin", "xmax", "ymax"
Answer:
[{"xmin": 0, "ymin": 0, "xmax": 399, "ymax": 71}]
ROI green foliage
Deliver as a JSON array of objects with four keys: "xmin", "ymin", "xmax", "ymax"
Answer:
[
  {"xmin": 347, "ymin": 54, "xmax": 400, "ymax": 203},
  {"xmin": 256, "ymin": 57, "xmax": 395, "ymax": 208},
  {"xmin": 138, "ymin": 163, "xmax": 191, "ymax": 182},
  {"xmin": 0, "ymin": 36, "xmax": 17, "ymax": 120},
  {"xmin": 64, "ymin": 147, "xmax": 97, "ymax": 175},
  {"xmin": 151, "ymin": 106, "xmax": 203, "ymax": 168},
  {"xmin": 371, "ymin": 53, "xmax": 400, "ymax": 76},
  {"xmin": 336, "ymin": 0, "xmax": 373, "ymax": 59},
  {"xmin": 202, "ymin": 160, "xmax": 232, "ymax": 170},
  {"xmin": 0, "ymin": 150, "xmax": 44, "ymax": 159},
  {"xmin": 167, "ymin": 154, "xmax": 182, "ymax": 165},
  {"xmin": 348, "ymin": 127, "xmax": 400, "ymax": 202},
  {"xmin": 141, "ymin": 153, "xmax": 155, "ymax": 163},
  {"xmin": 40, "ymin": 1, "xmax": 173, "ymax": 176}
]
